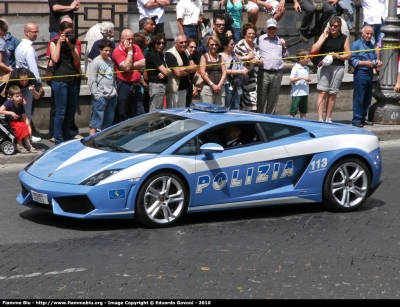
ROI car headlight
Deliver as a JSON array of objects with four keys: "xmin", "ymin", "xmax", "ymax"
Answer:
[{"xmin": 80, "ymin": 169, "xmax": 122, "ymax": 186}]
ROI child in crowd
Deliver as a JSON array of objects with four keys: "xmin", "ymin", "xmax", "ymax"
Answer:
[
  {"xmin": 289, "ymin": 49, "xmax": 311, "ymax": 119},
  {"xmin": 88, "ymin": 39, "xmax": 117, "ymax": 136},
  {"xmin": 0, "ymin": 85, "xmax": 37, "ymax": 153}
]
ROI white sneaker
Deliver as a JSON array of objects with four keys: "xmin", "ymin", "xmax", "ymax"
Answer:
[
  {"xmin": 31, "ymin": 136, "xmax": 42, "ymax": 142},
  {"xmin": 326, "ymin": 118, "xmax": 332, "ymax": 123}
]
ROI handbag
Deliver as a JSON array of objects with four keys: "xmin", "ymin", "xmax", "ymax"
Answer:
[
  {"xmin": 45, "ymin": 58, "xmax": 54, "ymax": 87},
  {"xmin": 192, "ymin": 71, "xmax": 204, "ymax": 88}
]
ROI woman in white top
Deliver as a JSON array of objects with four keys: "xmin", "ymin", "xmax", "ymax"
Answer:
[{"xmin": 219, "ymin": 36, "xmax": 248, "ymax": 109}]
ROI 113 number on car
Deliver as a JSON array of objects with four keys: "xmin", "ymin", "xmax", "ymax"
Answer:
[{"xmin": 310, "ymin": 158, "xmax": 328, "ymax": 171}]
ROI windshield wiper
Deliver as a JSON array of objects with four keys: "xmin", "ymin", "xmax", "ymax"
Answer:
[{"xmin": 100, "ymin": 140, "xmax": 132, "ymax": 153}]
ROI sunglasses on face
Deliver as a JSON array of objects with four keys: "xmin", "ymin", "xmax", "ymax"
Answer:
[
  {"xmin": 267, "ymin": 27, "xmax": 277, "ymax": 30},
  {"xmin": 330, "ymin": 24, "xmax": 340, "ymax": 28}
]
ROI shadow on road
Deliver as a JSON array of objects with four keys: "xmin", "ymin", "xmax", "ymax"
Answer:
[
  {"xmin": 19, "ymin": 210, "xmax": 138, "ymax": 231},
  {"xmin": 18, "ymin": 197, "xmax": 385, "ymax": 231}
]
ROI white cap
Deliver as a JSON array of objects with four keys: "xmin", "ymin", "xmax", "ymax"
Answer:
[
  {"xmin": 321, "ymin": 55, "xmax": 333, "ymax": 66},
  {"xmin": 265, "ymin": 18, "xmax": 278, "ymax": 29}
]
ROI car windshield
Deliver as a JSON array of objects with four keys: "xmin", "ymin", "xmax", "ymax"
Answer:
[{"xmin": 89, "ymin": 113, "xmax": 206, "ymax": 153}]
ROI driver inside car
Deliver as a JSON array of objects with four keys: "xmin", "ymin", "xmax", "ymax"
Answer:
[{"xmin": 223, "ymin": 125, "xmax": 243, "ymax": 148}]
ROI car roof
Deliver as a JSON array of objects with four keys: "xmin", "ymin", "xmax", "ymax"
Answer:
[
  {"xmin": 160, "ymin": 108, "xmax": 270, "ymax": 124},
  {"xmin": 157, "ymin": 107, "xmax": 376, "ymax": 138},
  {"xmin": 159, "ymin": 107, "xmax": 322, "ymax": 128}
]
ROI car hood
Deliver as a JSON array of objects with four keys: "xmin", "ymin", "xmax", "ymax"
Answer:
[{"xmin": 26, "ymin": 140, "xmax": 156, "ymax": 184}]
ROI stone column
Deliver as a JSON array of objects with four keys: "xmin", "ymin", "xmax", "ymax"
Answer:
[{"xmin": 369, "ymin": 0, "xmax": 400, "ymax": 124}]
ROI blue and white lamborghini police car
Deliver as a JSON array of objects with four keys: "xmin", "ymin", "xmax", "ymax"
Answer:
[{"xmin": 17, "ymin": 103, "xmax": 382, "ymax": 227}]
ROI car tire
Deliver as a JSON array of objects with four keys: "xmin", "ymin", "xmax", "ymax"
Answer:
[
  {"xmin": 323, "ymin": 157, "xmax": 371, "ymax": 212},
  {"xmin": 1, "ymin": 141, "xmax": 16, "ymax": 155},
  {"xmin": 135, "ymin": 172, "xmax": 188, "ymax": 227}
]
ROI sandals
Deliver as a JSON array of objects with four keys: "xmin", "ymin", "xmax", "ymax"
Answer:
[
  {"xmin": 26, "ymin": 145, "xmax": 37, "ymax": 153},
  {"xmin": 16, "ymin": 144, "xmax": 28, "ymax": 154}
]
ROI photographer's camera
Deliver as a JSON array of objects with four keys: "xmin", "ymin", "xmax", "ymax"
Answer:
[{"xmin": 66, "ymin": 33, "xmax": 76, "ymax": 45}]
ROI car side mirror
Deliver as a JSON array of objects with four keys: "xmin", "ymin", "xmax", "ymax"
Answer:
[{"xmin": 200, "ymin": 143, "xmax": 224, "ymax": 159}]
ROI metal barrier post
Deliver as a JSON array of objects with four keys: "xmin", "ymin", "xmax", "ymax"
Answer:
[{"xmin": 369, "ymin": 0, "xmax": 400, "ymax": 124}]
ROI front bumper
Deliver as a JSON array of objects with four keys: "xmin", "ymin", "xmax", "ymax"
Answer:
[{"xmin": 17, "ymin": 170, "xmax": 137, "ymax": 219}]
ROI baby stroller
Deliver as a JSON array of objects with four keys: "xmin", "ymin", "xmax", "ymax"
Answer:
[{"xmin": 0, "ymin": 114, "xmax": 16, "ymax": 155}]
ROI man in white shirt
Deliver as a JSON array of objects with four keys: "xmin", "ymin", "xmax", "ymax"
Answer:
[
  {"xmin": 15, "ymin": 22, "xmax": 43, "ymax": 142},
  {"xmin": 361, "ymin": 0, "xmax": 387, "ymax": 46},
  {"xmin": 176, "ymin": 0, "xmax": 203, "ymax": 40},
  {"xmin": 137, "ymin": 0, "xmax": 170, "ymax": 34}
]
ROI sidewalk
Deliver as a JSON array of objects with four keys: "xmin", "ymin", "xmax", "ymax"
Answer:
[{"xmin": 1, "ymin": 111, "xmax": 400, "ymax": 166}]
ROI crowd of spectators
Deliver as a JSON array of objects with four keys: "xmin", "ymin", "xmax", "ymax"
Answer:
[{"xmin": 0, "ymin": 0, "xmax": 397, "ymax": 153}]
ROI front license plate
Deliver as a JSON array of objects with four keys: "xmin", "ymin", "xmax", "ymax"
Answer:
[{"xmin": 31, "ymin": 190, "xmax": 49, "ymax": 204}]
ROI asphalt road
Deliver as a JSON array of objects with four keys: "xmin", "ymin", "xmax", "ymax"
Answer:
[{"xmin": 0, "ymin": 141, "xmax": 399, "ymax": 299}]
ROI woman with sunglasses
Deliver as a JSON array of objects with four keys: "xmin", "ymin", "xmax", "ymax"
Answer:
[
  {"xmin": 233, "ymin": 23, "xmax": 259, "ymax": 111},
  {"xmin": 186, "ymin": 38, "xmax": 201, "ymax": 107},
  {"xmin": 145, "ymin": 33, "xmax": 171, "ymax": 111},
  {"xmin": 135, "ymin": 32, "xmax": 151, "ymax": 112},
  {"xmin": 311, "ymin": 16, "xmax": 350, "ymax": 122},
  {"xmin": 199, "ymin": 36, "xmax": 227, "ymax": 106}
]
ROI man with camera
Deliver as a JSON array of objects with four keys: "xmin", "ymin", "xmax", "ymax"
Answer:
[{"xmin": 350, "ymin": 25, "xmax": 382, "ymax": 128}]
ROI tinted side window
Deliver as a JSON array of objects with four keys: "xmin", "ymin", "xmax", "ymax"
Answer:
[
  {"xmin": 174, "ymin": 137, "xmax": 199, "ymax": 155},
  {"xmin": 259, "ymin": 122, "xmax": 306, "ymax": 141},
  {"xmin": 198, "ymin": 123, "xmax": 261, "ymax": 149}
]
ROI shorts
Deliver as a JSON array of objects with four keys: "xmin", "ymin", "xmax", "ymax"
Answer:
[
  {"xmin": 244, "ymin": 0, "xmax": 279, "ymax": 15},
  {"xmin": 89, "ymin": 95, "xmax": 118, "ymax": 130},
  {"xmin": 317, "ymin": 65, "xmax": 345, "ymax": 95},
  {"xmin": 10, "ymin": 120, "xmax": 29, "ymax": 140},
  {"xmin": 290, "ymin": 95, "xmax": 308, "ymax": 116}
]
